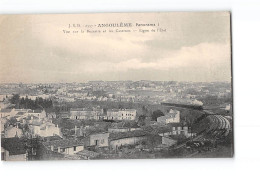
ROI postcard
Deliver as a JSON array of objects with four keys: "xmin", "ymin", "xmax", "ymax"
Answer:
[{"xmin": 0, "ymin": 12, "xmax": 233, "ymax": 161}]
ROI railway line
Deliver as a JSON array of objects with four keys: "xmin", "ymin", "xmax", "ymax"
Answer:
[
  {"xmin": 202, "ymin": 110, "xmax": 231, "ymax": 140},
  {"xmin": 173, "ymin": 110, "xmax": 231, "ymax": 151}
]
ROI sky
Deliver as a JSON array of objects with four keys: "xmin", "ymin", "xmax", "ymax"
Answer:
[{"xmin": 0, "ymin": 12, "xmax": 231, "ymax": 83}]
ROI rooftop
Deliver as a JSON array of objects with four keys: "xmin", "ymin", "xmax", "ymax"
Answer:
[
  {"xmin": 1, "ymin": 138, "xmax": 27, "ymax": 155},
  {"xmin": 43, "ymin": 139, "xmax": 84, "ymax": 149},
  {"xmin": 109, "ymin": 130, "xmax": 147, "ymax": 141},
  {"xmin": 0, "ymin": 109, "xmax": 12, "ymax": 113}
]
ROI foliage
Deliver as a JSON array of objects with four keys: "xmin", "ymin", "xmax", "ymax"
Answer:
[
  {"xmin": 137, "ymin": 115, "xmax": 146, "ymax": 126},
  {"xmin": 10, "ymin": 94, "xmax": 53, "ymax": 110},
  {"xmin": 9, "ymin": 117, "xmax": 17, "ymax": 125},
  {"xmin": 151, "ymin": 110, "xmax": 164, "ymax": 121}
]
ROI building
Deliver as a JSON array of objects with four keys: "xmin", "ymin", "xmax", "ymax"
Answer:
[
  {"xmin": 4, "ymin": 126, "xmax": 23, "ymax": 138},
  {"xmin": 109, "ymin": 130, "xmax": 147, "ymax": 150},
  {"xmin": 47, "ymin": 112, "xmax": 57, "ymax": 119},
  {"xmin": 42, "ymin": 139, "xmax": 84, "ymax": 155},
  {"xmin": 172, "ymin": 126, "xmax": 189, "ymax": 136},
  {"xmin": 58, "ymin": 111, "xmax": 70, "ymax": 119},
  {"xmin": 89, "ymin": 132, "xmax": 109, "ymax": 147},
  {"xmin": 1, "ymin": 138, "xmax": 27, "ymax": 161},
  {"xmin": 157, "ymin": 109, "xmax": 180, "ymax": 124},
  {"xmin": 106, "ymin": 109, "xmax": 136, "ymax": 120},
  {"xmin": 0, "ymin": 101, "xmax": 10, "ymax": 110},
  {"xmin": 0, "ymin": 109, "xmax": 14, "ymax": 119},
  {"xmin": 82, "ymin": 132, "xmax": 109, "ymax": 148},
  {"xmin": 29, "ymin": 122, "xmax": 62, "ymax": 137},
  {"xmin": 162, "ymin": 136, "xmax": 177, "ymax": 147},
  {"xmin": 27, "ymin": 109, "xmax": 46, "ymax": 119},
  {"xmin": 170, "ymin": 123, "xmax": 197, "ymax": 137},
  {"xmin": 70, "ymin": 107, "xmax": 103, "ymax": 120}
]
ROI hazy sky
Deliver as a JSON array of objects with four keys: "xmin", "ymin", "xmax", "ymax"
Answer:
[{"xmin": 0, "ymin": 12, "xmax": 231, "ymax": 83}]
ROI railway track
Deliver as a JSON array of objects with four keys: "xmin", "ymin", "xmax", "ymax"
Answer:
[
  {"xmin": 203, "ymin": 110, "xmax": 231, "ymax": 139},
  {"xmin": 172, "ymin": 110, "xmax": 231, "ymax": 151}
]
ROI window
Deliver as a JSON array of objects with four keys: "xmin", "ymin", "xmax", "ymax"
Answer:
[{"xmin": 73, "ymin": 146, "xmax": 77, "ymax": 151}]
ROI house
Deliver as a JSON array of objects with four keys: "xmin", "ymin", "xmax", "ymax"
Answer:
[
  {"xmin": 157, "ymin": 109, "xmax": 180, "ymax": 124},
  {"xmin": 70, "ymin": 107, "xmax": 103, "ymax": 120},
  {"xmin": 225, "ymin": 104, "xmax": 231, "ymax": 112},
  {"xmin": 28, "ymin": 109, "xmax": 46, "ymax": 119},
  {"xmin": 142, "ymin": 125, "xmax": 172, "ymax": 137},
  {"xmin": 29, "ymin": 121, "xmax": 62, "ymax": 137},
  {"xmin": 172, "ymin": 126, "xmax": 188, "ymax": 136},
  {"xmin": 1, "ymin": 138, "xmax": 27, "ymax": 161},
  {"xmin": 82, "ymin": 132, "xmax": 109, "ymax": 148},
  {"xmin": 58, "ymin": 111, "xmax": 70, "ymax": 119},
  {"xmin": 89, "ymin": 132, "xmax": 109, "ymax": 147},
  {"xmin": 15, "ymin": 111, "xmax": 28, "ymax": 122},
  {"xmin": 0, "ymin": 109, "xmax": 14, "ymax": 119},
  {"xmin": 109, "ymin": 130, "xmax": 147, "ymax": 150},
  {"xmin": 42, "ymin": 139, "xmax": 84, "ymax": 155},
  {"xmin": 47, "ymin": 112, "xmax": 57, "ymax": 119},
  {"xmin": 162, "ymin": 136, "xmax": 178, "ymax": 147},
  {"xmin": 0, "ymin": 101, "xmax": 10, "ymax": 110},
  {"xmin": 170, "ymin": 123, "xmax": 196, "ymax": 138},
  {"xmin": 106, "ymin": 109, "xmax": 136, "ymax": 120},
  {"xmin": 4, "ymin": 126, "xmax": 23, "ymax": 138}
]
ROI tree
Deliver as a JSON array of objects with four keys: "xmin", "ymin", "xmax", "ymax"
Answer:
[
  {"xmin": 9, "ymin": 117, "xmax": 17, "ymax": 125},
  {"xmin": 142, "ymin": 105, "xmax": 149, "ymax": 116},
  {"xmin": 10, "ymin": 94, "xmax": 20, "ymax": 104},
  {"xmin": 151, "ymin": 110, "xmax": 164, "ymax": 121},
  {"xmin": 137, "ymin": 115, "xmax": 146, "ymax": 126},
  {"xmin": 24, "ymin": 124, "xmax": 30, "ymax": 132}
]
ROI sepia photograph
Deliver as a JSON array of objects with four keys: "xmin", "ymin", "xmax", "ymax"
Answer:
[{"xmin": 0, "ymin": 12, "xmax": 233, "ymax": 161}]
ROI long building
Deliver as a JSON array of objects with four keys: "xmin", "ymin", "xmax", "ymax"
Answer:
[
  {"xmin": 70, "ymin": 107, "xmax": 103, "ymax": 120},
  {"xmin": 106, "ymin": 109, "xmax": 136, "ymax": 121}
]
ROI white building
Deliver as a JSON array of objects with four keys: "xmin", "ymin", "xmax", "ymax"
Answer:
[
  {"xmin": 106, "ymin": 109, "xmax": 136, "ymax": 120},
  {"xmin": 42, "ymin": 139, "xmax": 84, "ymax": 155},
  {"xmin": 29, "ymin": 122, "xmax": 62, "ymax": 137},
  {"xmin": 109, "ymin": 130, "xmax": 147, "ymax": 150},
  {"xmin": 70, "ymin": 107, "xmax": 103, "ymax": 120},
  {"xmin": 88, "ymin": 132, "xmax": 109, "ymax": 147},
  {"xmin": 4, "ymin": 126, "xmax": 23, "ymax": 138},
  {"xmin": 157, "ymin": 109, "xmax": 180, "ymax": 124},
  {"xmin": 28, "ymin": 109, "xmax": 46, "ymax": 119}
]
